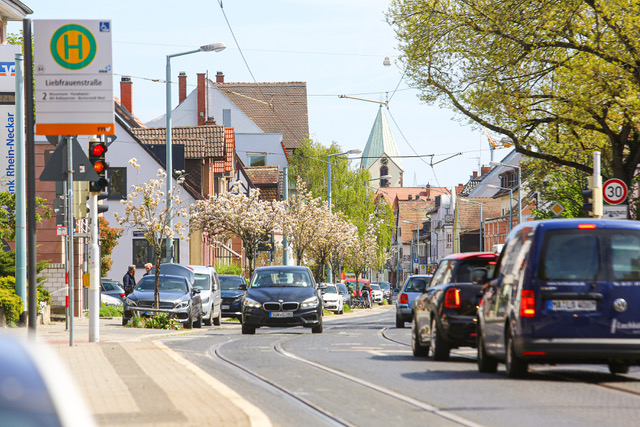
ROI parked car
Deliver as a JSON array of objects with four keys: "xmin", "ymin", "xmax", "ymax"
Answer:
[
  {"xmin": 101, "ymin": 293, "xmax": 123, "ymax": 307},
  {"xmin": 370, "ymin": 283, "xmax": 384, "ymax": 304},
  {"xmin": 336, "ymin": 283, "xmax": 352, "ymax": 307},
  {"xmin": 374, "ymin": 281, "xmax": 392, "ymax": 303},
  {"xmin": 343, "ymin": 278, "xmax": 370, "ymax": 297},
  {"xmin": 477, "ymin": 219, "xmax": 640, "ymax": 377},
  {"xmin": 241, "ymin": 266, "xmax": 323, "ymax": 334},
  {"xmin": 320, "ymin": 283, "xmax": 345, "ymax": 314},
  {"xmin": 122, "ymin": 273, "xmax": 203, "ymax": 329},
  {"xmin": 395, "ymin": 275, "xmax": 432, "ymax": 328},
  {"xmin": 100, "ymin": 279, "xmax": 125, "ymax": 301},
  {"xmin": 220, "ymin": 275, "xmax": 247, "ymax": 321},
  {"xmin": 412, "ymin": 252, "xmax": 498, "ymax": 360},
  {"xmin": 189, "ymin": 265, "xmax": 222, "ymax": 326}
]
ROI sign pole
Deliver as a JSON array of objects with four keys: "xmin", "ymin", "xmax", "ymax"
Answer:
[{"xmin": 67, "ymin": 135, "xmax": 75, "ymax": 346}]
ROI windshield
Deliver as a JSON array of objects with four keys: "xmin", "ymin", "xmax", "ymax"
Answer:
[
  {"xmin": 370, "ymin": 284, "xmax": 381, "ymax": 290},
  {"xmin": 136, "ymin": 277, "xmax": 188, "ymax": 294},
  {"xmin": 336, "ymin": 284, "xmax": 348, "ymax": 294},
  {"xmin": 193, "ymin": 273, "xmax": 211, "ymax": 291},
  {"xmin": 250, "ymin": 269, "xmax": 313, "ymax": 288},
  {"xmin": 378, "ymin": 282, "xmax": 390, "ymax": 290},
  {"xmin": 323, "ymin": 285, "xmax": 338, "ymax": 293},
  {"xmin": 220, "ymin": 276, "xmax": 246, "ymax": 290}
]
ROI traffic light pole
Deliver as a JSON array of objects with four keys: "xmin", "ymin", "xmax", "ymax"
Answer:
[
  {"xmin": 592, "ymin": 151, "xmax": 603, "ymax": 219},
  {"xmin": 66, "ymin": 135, "xmax": 75, "ymax": 346},
  {"xmin": 88, "ymin": 191, "xmax": 100, "ymax": 342}
]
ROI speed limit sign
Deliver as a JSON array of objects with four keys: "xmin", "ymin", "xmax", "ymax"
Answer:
[{"xmin": 603, "ymin": 178, "xmax": 628, "ymax": 205}]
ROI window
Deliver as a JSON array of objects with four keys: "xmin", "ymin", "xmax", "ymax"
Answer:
[
  {"xmin": 108, "ymin": 167, "xmax": 127, "ymax": 199},
  {"xmin": 539, "ymin": 231, "xmax": 599, "ymax": 280},
  {"xmin": 247, "ymin": 153, "xmax": 266, "ymax": 167},
  {"xmin": 611, "ymin": 232, "xmax": 640, "ymax": 281},
  {"xmin": 132, "ymin": 238, "xmax": 180, "ymax": 267}
]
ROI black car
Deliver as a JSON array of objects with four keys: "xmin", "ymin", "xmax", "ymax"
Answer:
[
  {"xmin": 122, "ymin": 274, "xmax": 203, "ymax": 329},
  {"xmin": 241, "ymin": 266, "xmax": 323, "ymax": 334},
  {"xmin": 412, "ymin": 252, "xmax": 498, "ymax": 360},
  {"xmin": 220, "ymin": 275, "xmax": 247, "ymax": 321}
]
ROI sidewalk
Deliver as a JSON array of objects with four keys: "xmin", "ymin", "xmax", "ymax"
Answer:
[{"xmin": 7, "ymin": 317, "xmax": 271, "ymax": 427}]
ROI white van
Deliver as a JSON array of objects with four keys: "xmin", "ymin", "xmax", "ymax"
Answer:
[{"xmin": 189, "ymin": 265, "xmax": 223, "ymax": 326}]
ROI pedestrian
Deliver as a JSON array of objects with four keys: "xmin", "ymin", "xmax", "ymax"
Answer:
[
  {"xmin": 123, "ymin": 265, "xmax": 136, "ymax": 296},
  {"xmin": 144, "ymin": 263, "xmax": 153, "ymax": 275}
]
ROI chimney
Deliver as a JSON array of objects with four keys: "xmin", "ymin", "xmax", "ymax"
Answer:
[
  {"xmin": 481, "ymin": 166, "xmax": 491, "ymax": 176},
  {"xmin": 473, "ymin": 171, "xmax": 478, "ymax": 180},
  {"xmin": 197, "ymin": 73, "xmax": 206, "ymax": 126},
  {"xmin": 178, "ymin": 71, "xmax": 187, "ymax": 104},
  {"xmin": 216, "ymin": 71, "xmax": 224, "ymax": 83},
  {"xmin": 456, "ymin": 184, "xmax": 464, "ymax": 195},
  {"xmin": 120, "ymin": 76, "xmax": 132, "ymax": 113},
  {"xmin": 425, "ymin": 184, "xmax": 431, "ymax": 200}
]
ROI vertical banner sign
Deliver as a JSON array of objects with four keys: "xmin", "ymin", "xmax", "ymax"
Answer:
[
  {"xmin": 33, "ymin": 20, "xmax": 114, "ymax": 135},
  {"xmin": 0, "ymin": 45, "xmax": 19, "ymax": 194}
]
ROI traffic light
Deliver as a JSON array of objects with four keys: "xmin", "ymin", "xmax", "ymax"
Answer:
[
  {"xmin": 581, "ymin": 176, "xmax": 603, "ymax": 218},
  {"xmin": 89, "ymin": 138, "xmax": 109, "ymax": 192},
  {"xmin": 581, "ymin": 188, "xmax": 594, "ymax": 217}
]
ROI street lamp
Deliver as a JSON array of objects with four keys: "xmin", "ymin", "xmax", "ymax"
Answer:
[
  {"xmin": 459, "ymin": 199, "xmax": 483, "ymax": 251},
  {"xmin": 369, "ymin": 174, "xmax": 392, "ymax": 181},
  {"xmin": 490, "ymin": 160, "xmax": 522, "ymax": 225},
  {"xmin": 488, "ymin": 184, "xmax": 514, "ymax": 231},
  {"xmin": 326, "ymin": 148, "xmax": 362, "ymax": 282},
  {"xmin": 165, "ymin": 43, "xmax": 226, "ymax": 262}
]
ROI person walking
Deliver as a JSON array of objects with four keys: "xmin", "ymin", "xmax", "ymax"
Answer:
[
  {"xmin": 123, "ymin": 265, "xmax": 136, "ymax": 296},
  {"xmin": 144, "ymin": 263, "xmax": 153, "ymax": 276}
]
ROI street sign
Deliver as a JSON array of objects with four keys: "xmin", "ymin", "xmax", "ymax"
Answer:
[
  {"xmin": 39, "ymin": 137, "xmax": 100, "ymax": 182},
  {"xmin": 603, "ymin": 204, "xmax": 628, "ymax": 219},
  {"xmin": 33, "ymin": 20, "xmax": 114, "ymax": 136},
  {"xmin": 603, "ymin": 178, "xmax": 628, "ymax": 205},
  {"xmin": 56, "ymin": 226, "xmax": 68, "ymax": 236},
  {"xmin": 550, "ymin": 201, "xmax": 564, "ymax": 216}
]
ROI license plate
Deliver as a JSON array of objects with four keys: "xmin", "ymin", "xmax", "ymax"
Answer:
[
  {"xmin": 221, "ymin": 305, "xmax": 230, "ymax": 310},
  {"xmin": 549, "ymin": 300, "xmax": 597, "ymax": 312},
  {"xmin": 269, "ymin": 311, "xmax": 293, "ymax": 318}
]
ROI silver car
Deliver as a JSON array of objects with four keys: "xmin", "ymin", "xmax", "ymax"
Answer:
[
  {"xmin": 189, "ymin": 265, "xmax": 223, "ymax": 326},
  {"xmin": 395, "ymin": 275, "xmax": 432, "ymax": 328}
]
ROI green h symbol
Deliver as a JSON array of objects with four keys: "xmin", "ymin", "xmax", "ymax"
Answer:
[{"xmin": 63, "ymin": 33, "xmax": 83, "ymax": 60}]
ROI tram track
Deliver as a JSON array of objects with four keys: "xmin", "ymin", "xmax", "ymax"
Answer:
[{"xmin": 210, "ymin": 322, "xmax": 483, "ymax": 427}]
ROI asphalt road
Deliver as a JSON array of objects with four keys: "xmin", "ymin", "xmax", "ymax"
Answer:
[{"xmin": 161, "ymin": 306, "xmax": 640, "ymax": 427}]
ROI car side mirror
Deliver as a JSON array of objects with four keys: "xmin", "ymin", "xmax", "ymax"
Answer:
[
  {"xmin": 193, "ymin": 288, "xmax": 201, "ymax": 295},
  {"xmin": 238, "ymin": 284, "xmax": 247, "ymax": 291}
]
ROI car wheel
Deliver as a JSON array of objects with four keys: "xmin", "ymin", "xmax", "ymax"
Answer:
[
  {"xmin": 213, "ymin": 309, "xmax": 222, "ymax": 326},
  {"xmin": 312, "ymin": 317, "xmax": 323, "ymax": 334},
  {"xmin": 241, "ymin": 323, "xmax": 255, "ymax": 334},
  {"xmin": 477, "ymin": 332, "xmax": 498, "ymax": 373},
  {"xmin": 185, "ymin": 314, "xmax": 193, "ymax": 329},
  {"xmin": 203, "ymin": 308, "xmax": 212, "ymax": 326},
  {"xmin": 430, "ymin": 317, "xmax": 450, "ymax": 361},
  {"xmin": 121, "ymin": 317, "xmax": 128, "ymax": 326},
  {"xmin": 396, "ymin": 314, "xmax": 404, "ymax": 328},
  {"xmin": 194, "ymin": 311, "xmax": 203, "ymax": 329},
  {"xmin": 412, "ymin": 317, "xmax": 429, "ymax": 357},
  {"xmin": 608, "ymin": 362, "xmax": 630, "ymax": 375},
  {"xmin": 505, "ymin": 331, "xmax": 528, "ymax": 378}
]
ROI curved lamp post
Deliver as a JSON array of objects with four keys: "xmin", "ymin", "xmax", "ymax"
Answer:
[
  {"xmin": 490, "ymin": 160, "xmax": 522, "ymax": 225},
  {"xmin": 165, "ymin": 43, "xmax": 226, "ymax": 262},
  {"xmin": 488, "ymin": 184, "xmax": 514, "ymax": 231}
]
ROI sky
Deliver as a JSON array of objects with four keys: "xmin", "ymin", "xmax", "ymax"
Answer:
[{"xmin": 11, "ymin": 0, "xmax": 511, "ymax": 189}]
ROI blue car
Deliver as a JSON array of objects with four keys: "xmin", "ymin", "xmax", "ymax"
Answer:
[
  {"xmin": 478, "ymin": 219, "xmax": 640, "ymax": 377},
  {"xmin": 395, "ymin": 275, "xmax": 433, "ymax": 328},
  {"xmin": 220, "ymin": 275, "xmax": 247, "ymax": 321}
]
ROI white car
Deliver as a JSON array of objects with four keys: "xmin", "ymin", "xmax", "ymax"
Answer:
[
  {"xmin": 189, "ymin": 265, "xmax": 223, "ymax": 326},
  {"xmin": 369, "ymin": 283, "xmax": 384, "ymax": 304},
  {"xmin": 320, "ymin": 283, "xmax": 345, "ymax": 314},
  {"xmin": 101, "ymin": 293, "xmax": 123, "ymax": 307}
]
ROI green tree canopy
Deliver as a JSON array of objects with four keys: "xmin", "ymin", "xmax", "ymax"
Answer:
[{"xmin": 387, "ymin": 0, "xmax": 640, "ymax": 213}]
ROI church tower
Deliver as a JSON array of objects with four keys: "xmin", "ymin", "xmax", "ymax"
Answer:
[{"xmin": 360, "ymin": 105, "xmax": 404, "ymax": 189}]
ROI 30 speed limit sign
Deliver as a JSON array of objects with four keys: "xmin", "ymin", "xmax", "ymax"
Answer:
[{"xmin": 603, "ymin": 178, "xmax": 628, "ymax": 205}]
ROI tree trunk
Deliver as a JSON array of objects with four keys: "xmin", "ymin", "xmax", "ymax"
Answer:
[{"xmin": 154, "ymin": 251, "xmax": 162, "ymax": 309}]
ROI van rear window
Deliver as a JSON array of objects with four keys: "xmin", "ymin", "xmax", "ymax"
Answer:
[
  {"xmin": 611, "ymin": 233, "xmax": 640, "ymax": 281},
  {"xmin": 540, "ymin": 231, "xmax": 599, "ymax": 280}
]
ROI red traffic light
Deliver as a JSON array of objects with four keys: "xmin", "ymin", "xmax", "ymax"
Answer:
[{"xmin": 91, "ymin": 143, "xmax": 107, "ymax": 157}]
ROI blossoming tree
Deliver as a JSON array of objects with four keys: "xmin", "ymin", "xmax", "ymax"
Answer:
[
  {"xmin": 113, "ymin": 159, "xmax": 188, "ymax": 308},
  {"xmin": 190, "ymin": 183, "xmax": 283, "ymax": 278},
  {"xmin": 344, "ymin": 215, "xmax": 381, "ymax": 287}
]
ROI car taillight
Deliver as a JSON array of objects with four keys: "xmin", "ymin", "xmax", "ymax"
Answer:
[
  {"xmin": 399, "ymin": 293, "xmax": 408, "ymax": 304},
  {"xmin": 520, "ymin": 290, "xmax": 535, "ymax": 317},
  {"xmin": 444, "ymin": 288, "xmax": 461, "ymax": 309}
]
